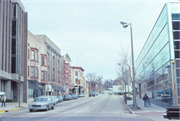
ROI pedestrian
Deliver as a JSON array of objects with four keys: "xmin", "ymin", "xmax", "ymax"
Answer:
[
  {"xmin": 1, "ymin": 94, "xmax": 6, "ymax": 107},
  {"xmin": 143, "ymin": 94, "xmax": 148, "ymax": 107}
]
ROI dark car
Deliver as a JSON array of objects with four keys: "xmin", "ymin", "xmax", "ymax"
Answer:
[
  {"xmin": 163, "ymin": 105, "xmax": 180, "ymax": 119},
  {"xmin": 64, "ymin": 95, "xmax": 73, "ymax": 101},
  {"xmin": 89, "ymin": 92, "xmax": 95, "ymax": 97},
  {"xmin": 57, "ymin": 96, "xmax": 63, "ymax": 103},
  {"xmin": 72, "ymin": 94, "xmax": 78, "ymax": 99}
]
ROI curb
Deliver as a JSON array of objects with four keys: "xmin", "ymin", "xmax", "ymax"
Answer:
[
  {"xmin": 0, "ymin": 108, "xmax": 19, "ymax": 113},
  {"xmin": 122, "ymin": 99, "xmax": 134, "ymax": 115}
]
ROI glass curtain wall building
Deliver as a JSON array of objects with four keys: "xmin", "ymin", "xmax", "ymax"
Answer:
[{"xmin": 136, "ymin": 2, "xmax": 180, "ymax": 108}]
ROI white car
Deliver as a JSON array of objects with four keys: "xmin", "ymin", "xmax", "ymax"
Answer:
[{"xmin": 28, "ymin": 96, "xmax": 55, "ymax": 112}]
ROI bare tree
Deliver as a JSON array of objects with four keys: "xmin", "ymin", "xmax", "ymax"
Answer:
[
  {"xmin": 117, "ymin": 46, "xmax": 132, "ymax": 95},
  {"xmin": 86, "ymin": 73, "xmax": 103, "ymax": 92}
]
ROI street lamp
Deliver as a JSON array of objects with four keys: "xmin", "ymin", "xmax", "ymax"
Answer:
[{"xmin": 120, "ymin": 21, "xmax": 137, "ymax": 109}]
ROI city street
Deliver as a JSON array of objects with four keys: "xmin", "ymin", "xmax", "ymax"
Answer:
[{"xmin": 0, "ymin": 94, "xmax": 153, "ymax": 121}]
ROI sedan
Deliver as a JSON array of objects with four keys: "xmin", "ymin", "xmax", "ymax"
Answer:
[
  {"xmin": 79, "ymin": 93, "xmax": 85, "ymax": 98},
  {"xmin": 50, "ymin": 96, "xmax": 58, "ymax": 105},
  {"xmin": 89, "ymin": 92, "xmax": 95, "ymax": 97},
  {"xmin": 95, "ymin": 92, "xmax": 98, "ymax": 96},
  {"xmin": 163, "ymin": 105, "xmax": 180, "ymax": 119},
  {"xmin": 28, "ymin": 96, "xmax": 54, "ymax": 112},
  {"xmin": 57, "ymin": 96, "xmax": 63, "ymax": 102},
  {"xmin": 64, "ymin": 95, "xmax": 73, "ymax": 101},
  {"xmin": 72, "ymin": 94, "xmax": 78, "ymax": 99}
]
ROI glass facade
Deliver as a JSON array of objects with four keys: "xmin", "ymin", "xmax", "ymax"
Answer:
[
  {"xmin": 135, "ymin": 3, "xmax": 180, "ymax": 108},
  {"xmin": 171, "ymin": 3, "xmax": 180, "ymax": 104}
]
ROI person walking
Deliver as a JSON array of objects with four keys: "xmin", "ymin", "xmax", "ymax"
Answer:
[
  {"xmin": 1, "ymin": 94, "xmax": 6, "ymax": 107},
  {"xmin": 143, "ymin": 94, "xmax": 149, "ymax": 107}
]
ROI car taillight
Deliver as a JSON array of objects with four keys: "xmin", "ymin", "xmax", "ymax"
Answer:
[{"xmin": 166, "ymin": 110, "xmax": 168, "ymax": 113}]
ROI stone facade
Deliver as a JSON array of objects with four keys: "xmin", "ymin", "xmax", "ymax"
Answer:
[{"xmin": 0, "ymin": 0, "xmax": 27, "ymax": 102}]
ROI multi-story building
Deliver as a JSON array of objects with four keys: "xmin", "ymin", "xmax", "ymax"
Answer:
[
  {"xmin": 71, "ymin": 67, "xmax": 85, "ymax": 95},
  {"xmin": 0, "ymin": 0, "xmax": 28, "ymax": 102},
  {"xmin": 136, "ymin": 2, "xmax": 180, "ymax": 108},
  {"xmin": 27, "ymin": 31, "xmax": 47, "ymax": 102},
  {"xmin": 63, "ymin": 54, "xmax": 72, "ymax": 95},
  {"xmin": 36, "ymin": 35, "xmax": 62, "ymax": 96}
]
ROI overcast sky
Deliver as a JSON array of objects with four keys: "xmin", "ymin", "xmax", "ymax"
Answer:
[{"xmin": 21, "ymin": 0, "xmax": 179, "ymax": 81}]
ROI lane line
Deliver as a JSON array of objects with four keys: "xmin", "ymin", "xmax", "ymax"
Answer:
[
  {"xmin": 94, "ymin": 102, "xmax": 97, "ymax": 104},
  {"xmin": 84, "ymin": 106, "xmax": 90, "ymax": 110}
]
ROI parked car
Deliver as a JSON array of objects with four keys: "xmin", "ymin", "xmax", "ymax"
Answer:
[
  {"xmin": 72, "ymin": 94, "xmax": 78, "ymax": 99},
  {"xmin": 28, "ymin": 96, "xmax": 54, "ymax": 112},
  {"xmin": 108, "ymin": 92, "xmax": 113, "ymax": 95},
  {"xmin": 53, "ymin": 96, "xmax": 59, "ymax": 104},
  {"xmin": 79, "ymin": 93, "xmax": 85, "ymax": 98},
  {"xmin": 95, "ymin": 92, "xmax": 98, "ymax": 96},
  {"xmin": 89, "ymin": 92, "xmax": 95, "ymax": 97},
  {"xmin": 50, "ymin": 96, "xmax": 58, "ymax": 105},
  {"xmin": 102, "ymin": 92, "xmax": 105, "ymax": 94},
  {"xmin": 57, "ymin": 96, "xmax": 63, "ymax": 102},
  {"xmin": 64, "ymin": 95, "xmax": 73, "ymax": 100},
  {"xmin": 163, "ymin": 105, "xmax": 180, "ymax": 119}
]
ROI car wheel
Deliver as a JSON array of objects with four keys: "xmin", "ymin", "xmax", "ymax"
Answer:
[
  {"xmin": 29, "ymin": 109, "xmax": 33, "ymax": 112},
  {"xmin": 52, "ymin": 105, "xmax": 54, "ymax": 109},
  {"xmin": 46, "ymin": 106, "xmax": 49, "ymax": 111}
]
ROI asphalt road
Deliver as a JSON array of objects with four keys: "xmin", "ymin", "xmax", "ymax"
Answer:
[{"xmin": 0, "ymin": 94, "xmax": 153, "ymax": 121}]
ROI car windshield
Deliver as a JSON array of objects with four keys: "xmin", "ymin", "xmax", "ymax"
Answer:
[{"xmin": 34, "ymin": 98, "xmax": 48, "ymax": 102}]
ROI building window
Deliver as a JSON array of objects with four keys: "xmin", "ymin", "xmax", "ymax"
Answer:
[
  {"xmin": 173, "ymin": 32, "xmax": 180, "ymax": 39},
  {"xmin": 42, "ymin": 56, "xmax": 44, "ymax": 65},
  {"xmin": 31, "ymin": 67, "xmax": 35, "ymax": 77},
  {"xmin": 31, "ymin": 51, "xmax": 34, "ymax": 60},
  {"xmin": 28, "ymin": 49, "xmax": 29, "ymax": 59},
  {"xmin": 66, "ymin": 74, "xmax": 68, "ymax": 80},
  {"xmin": 35, "ymin": 51, "xmax": 38, "ymax": 61},
  {"xmin": 28, "ymin": 66, "xmax": 29, "ymax": 76},
  {"xmin": 66, "ymin": 65, "xmax": 68, "ymax": 70},
  {"xmin": 42, "ymin": 71, "xmax": 44, "ymax": 80},
  {"xmin": 75, "ymin": 71, "xmax": 78, "ymax": 76},
  {"xmin": 36, "ymin": 68, "xmax": 38, "ymax": 77}
]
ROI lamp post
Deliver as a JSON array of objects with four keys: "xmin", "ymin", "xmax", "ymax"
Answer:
[{"xmin": 120, "ymin": 21, "xmax": 137, "ymax": 109}]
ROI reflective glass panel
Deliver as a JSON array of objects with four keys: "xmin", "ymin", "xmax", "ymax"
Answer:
[{"xmin": 174, "ymin": 41, "xmax": 180, "ymax": 49}]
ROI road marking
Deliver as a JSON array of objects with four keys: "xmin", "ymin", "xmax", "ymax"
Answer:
[
  {"xmin": 84, "ymin": 106, "xmax": 90, "ymax": 110},
  {"xmin": 94, "ymin": 102, "xmax": 97, "ymax": 104}
]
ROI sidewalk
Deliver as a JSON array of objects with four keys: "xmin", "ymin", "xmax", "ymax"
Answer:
[
  {"xmin": 125, "ymin": 97, "xmax": 167, "ymax": 120},
  {"xmin": 0, "ymin": 102, "xmax": 28, "ymax": 113}
]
